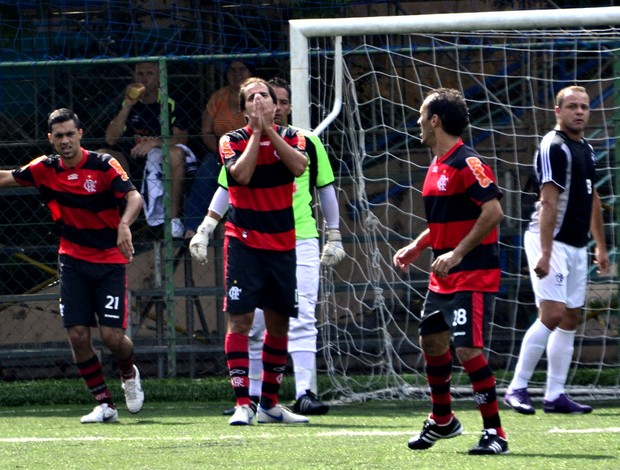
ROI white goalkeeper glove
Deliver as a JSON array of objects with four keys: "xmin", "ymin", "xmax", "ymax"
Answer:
[
  {"xmin": 320, "ymin": 229, "xmax": 346, "ymax": 267},
  {"xmin": 189, "ymin": 216, "xmax": 219, "ymax": 265}
]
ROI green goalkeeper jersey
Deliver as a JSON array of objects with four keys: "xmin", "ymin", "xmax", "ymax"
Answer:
[{"xmin": 217, "ymin": 126, "xmax": 335, "ymax": 240}]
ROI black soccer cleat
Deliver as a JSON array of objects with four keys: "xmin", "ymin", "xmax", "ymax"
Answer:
[
  {"xmin": 468, "ymin": 429, "xmax": 509, "ymax": 455},
  {"xmin": 293, "ymin": 390, "xmax": 329, "ymax": 415},
  {"xmin": 408, "ymin": 416, "xmax": 463, "ymax": 450}
]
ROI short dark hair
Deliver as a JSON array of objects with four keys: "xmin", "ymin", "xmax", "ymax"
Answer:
[
  {"xmin": 47, "ymin": 108, "xmax": 81, "ymax": 132},
  {"xmin": 425, "ymin": 88, "xmax": 470, "ymax": 137},
  {"xmin": 268, "ymin": 77, "xmax": 291, "ymax": 100},
  {"xmin": 239, "ymin": 77, "xmax": 277, "ymax": 112}
]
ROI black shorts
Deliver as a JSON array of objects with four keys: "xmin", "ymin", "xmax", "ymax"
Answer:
[
  {"xmin": 419, "ymin": 290, "xmax": 494, "ymax": 348},
  {"xmin": 224, "ymin": 236, "xmax": 298, "ymax": 317},
  {"xmin": 58, "ymin": 254, "xmax": 128, "ymax": 329}
]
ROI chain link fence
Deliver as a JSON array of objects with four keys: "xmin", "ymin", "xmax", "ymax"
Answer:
[{"xmin": 0, "ymin": 56, "xmax": 289, "ymax": 380}]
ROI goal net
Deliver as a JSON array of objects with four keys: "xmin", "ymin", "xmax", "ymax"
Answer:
[{"xmin": 290, "ymin": 7, "xmax": 620, "ymax": 402}]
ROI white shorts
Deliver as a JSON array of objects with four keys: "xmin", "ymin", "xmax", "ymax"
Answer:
[{"xmin": 524, "ymin": 230, "xmax": 587, "ymax": 308}]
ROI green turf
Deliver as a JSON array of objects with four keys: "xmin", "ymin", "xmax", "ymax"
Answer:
[{"xmin": 0, "ymin": 399, "xmax": 618, "ymax": 469}]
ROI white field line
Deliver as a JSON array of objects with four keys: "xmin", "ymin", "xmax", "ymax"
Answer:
[
  {"xmin": 1, "ymin": 428, "xmax": 619, "ymax": 443},
  {"xmin": 548, "ymin": 427, "xmax": 620, "ymax": 434}
]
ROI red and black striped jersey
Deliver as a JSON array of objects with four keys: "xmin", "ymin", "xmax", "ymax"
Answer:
[
  {"xmin": 219, "ymin": 125, "xmax": 304, "ymax": 251},
  {"xmin": 422, "ymin": 140, "xmax": 502, "ymax": 294},
  {"xmin": 12, "ymin": 148, "xmax": 136, "ymax": 264}
]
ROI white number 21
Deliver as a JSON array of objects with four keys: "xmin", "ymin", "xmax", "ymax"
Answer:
[{"xmin": 105, "ymin": 295, "xmax": 120, "ymax": 310}]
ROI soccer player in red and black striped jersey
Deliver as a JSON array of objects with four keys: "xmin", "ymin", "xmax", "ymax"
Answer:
[
  {"xmin": 0, "ymin": 108, "xmax": 145, "ymax": 424},
  {"xmin": 220, "ymin": 78, "xmax": 308, "ymax": 426},
  {"xmin": 393, "ymin": 88, "xmax": 508, "ymax": 455}
]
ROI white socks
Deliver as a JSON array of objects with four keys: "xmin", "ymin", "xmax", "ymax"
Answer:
[
  {"xmin": 545, "ymin": 327, "xmax": 576, "ymax": 401},
  {"xmin": 291, "ymin": 351, "xmax": 316, "ymax": 399},
  {"xmin": 509, "ymin": 319, "xmax": 552, "ymax": 391}
]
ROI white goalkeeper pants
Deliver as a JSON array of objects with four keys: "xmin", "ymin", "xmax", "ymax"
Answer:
[{"xmin": 248, "ymin": 238, "xmax": 320, "ymax": 399}]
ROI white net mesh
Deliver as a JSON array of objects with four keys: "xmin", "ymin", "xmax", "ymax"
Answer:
[{"xmin": 304, "ymin": 26, "xmax": 620, "ymax": 401}]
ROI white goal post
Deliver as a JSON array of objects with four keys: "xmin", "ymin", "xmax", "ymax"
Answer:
[{"xmin": 289, "ymin": 6, "xmax": 620, "ymax": 402}]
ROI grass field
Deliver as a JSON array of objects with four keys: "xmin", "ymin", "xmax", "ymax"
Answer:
[{"xmin": 0, "ymin": 398, "xmax": 619, "ymax": 469}]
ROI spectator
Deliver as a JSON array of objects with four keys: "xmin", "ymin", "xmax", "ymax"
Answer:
[
  {"xmin": 103, "ymin": 61, "xmax": 196, "ymax": 239},
  {"xmin": 184, "ymin": 60, "xmax": 252, "ymax": 237}
]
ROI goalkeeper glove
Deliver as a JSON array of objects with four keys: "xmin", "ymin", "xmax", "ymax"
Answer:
[
  {"xmin": 189, "ymin": 216, "xmax": 219, "ymax": 265},
  {"xmin": 320, "ymin": 229, "xmax": 346, "ymax": 267}
]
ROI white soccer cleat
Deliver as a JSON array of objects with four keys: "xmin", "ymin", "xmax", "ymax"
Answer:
[
  {"xmin": 257, "ymin": 404, "xmax": 309, "ymax": 424},
  {"xmin": 122, "ymin": 365, "xmax": 145, "ymax": 414},
  {"xmin": 229, "ymin": 404, "xmax": 255, "ymax": 426},
  {"xmin": 80, "ymin": 403, "xmax": 119, "ymax": 424}
]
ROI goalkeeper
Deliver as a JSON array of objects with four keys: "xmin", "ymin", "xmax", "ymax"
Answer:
[{"xmin": 191, "ymin": 77, "xmax": 345, "ymax": 416}]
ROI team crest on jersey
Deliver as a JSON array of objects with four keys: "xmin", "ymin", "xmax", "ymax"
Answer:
[
  {"xmin": 83, "ymin": 178, "xmax": 97, "ymax": 193},
  {"xmin": 220, "ymin": 135, "xmax": 235, "ymax": 160},
  {"xmin": 466, "ymin": 156, "xmax": 492, "ymax": 188},
  {"xmin": 437, "ymin": 174, "xmax": 449, "ymax": 191}
]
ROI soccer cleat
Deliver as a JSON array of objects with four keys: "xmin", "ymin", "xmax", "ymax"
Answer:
[
  {"xmin": 468, "ymin": 429, "xmax": 509, "ymax": 455},
  {"xmin": 543, "ymin": 393, "xmax": 593, "ymax": 414},
  {"xmin": 80, "ymin": 403, "xmax": 119, "ymax": 424},
  {"xmin": 504, "ymin": 388, "xmax": 535, "ymax": 415},
  {"xmin": 229, "ymin": 404, "xmax": 255, "ymax": 426},
  {"xmin": 224, "ymin": 396, "xmax": 258, "ymax": 416},
  {"xmin": 407, "ymin": 416, "xmax": 463, "ymax": 450},
  {"xmin": 122, "ymin": 365, "xmax": 145, "ymax": 414},
  {"xmin": 172, "ymin": 218, "xmax": 185, "ymax": 239},
  {"xmin": 257, "ymin": 404, "xmax": 309, "ymax": 424},
  {"xmin": 293, "ymin": 390, "xmax": 329, "ymax": 415}
]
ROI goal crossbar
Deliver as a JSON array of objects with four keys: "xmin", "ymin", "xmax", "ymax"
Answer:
[{"xmin": 290, "ymin": 6, "xmax": 620, "ymax": 130}]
